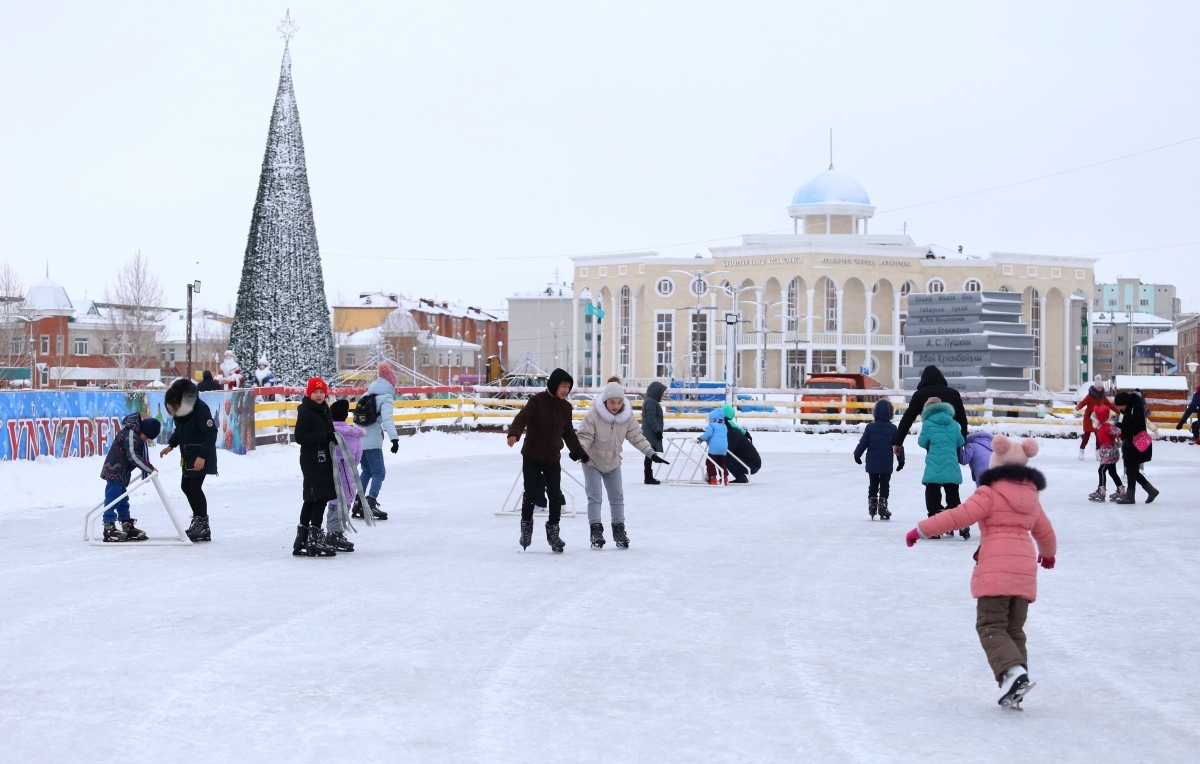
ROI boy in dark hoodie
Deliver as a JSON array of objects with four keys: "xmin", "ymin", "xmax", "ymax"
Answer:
[
  {"xmin": 99, "ymin": 413, "xmax": 161, "ymax": 542},
  {"xmin": 854, "ymin": 399, "xmax": 904, "ymax": 520},
  {"xmin": 641, "ymin": 381, "xmax": 666, "ymax": 484},
  {"xmin": 507, "ymin": 368, "xmax": 590, "ymax": 552}
]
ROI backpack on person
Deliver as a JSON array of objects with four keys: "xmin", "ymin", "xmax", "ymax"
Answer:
[{"xmin": 353, "ymin": 393, "xmax": 380, "ymax": 426}]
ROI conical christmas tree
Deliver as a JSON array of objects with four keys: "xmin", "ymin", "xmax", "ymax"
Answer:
[{"xmin": 229, "ymin": 45, "xmax": 335, "ymax": 387}]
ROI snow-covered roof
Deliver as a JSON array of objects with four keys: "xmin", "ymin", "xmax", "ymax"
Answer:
[
  {"xmin": 338, "ymin": 326, "xmax": 481, "ymax": 351},
  {"xmin": 1135, "ymin": 330, "xmax": 1177, "ymax": 347},
  {"xmin": 422, "ymin": 333, "xmax": 481, "ymax": 350},
  {"xmin": 158, "ymin": 310, "xmax": 232, "ymax": 344},
  {"xmin": 1114, "ymin": 374, "xmax": 1189, "ymax": 391},
  {"xmin": 21, "ymin": 278, "xmax": 74, "ymax": 315},
  {"xmin": 50, "ymin": 366, "xmax": 161, "ymax": 382},
  {"xmin": 791, "ymin": 171, "xmax": 871, "ymax": 206},
  {"xmin": 340, "ymin": 292, "xmax": 505, "ymax": 322},
  {"xmin": 1091, "ymin": 311, "xmax": 1174, "ymax": 326}
]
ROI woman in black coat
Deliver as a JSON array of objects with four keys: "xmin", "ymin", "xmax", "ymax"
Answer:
[
  {"xmin": 293, "ymin": 377, "xmax": 339, "ymax": 557},
  {"xmin": 160, "ymin": 378, "xmax": 219, "ymax": 541},
  {"xmin": 1114, "ymin": 390, "xmax": 1159, "ymax": 504}
]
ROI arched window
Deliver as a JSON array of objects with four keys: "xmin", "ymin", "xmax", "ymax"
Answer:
[
  {"xmin": 786, "ymin": 277, "xmax": 801, "ymax": 332},
  {"xmin": 655, "ymin": 278, "xmax": 674, "ymax": 297},
  {"xmin": 619, "ymin": 286, "xmax": 631, "ymax": 378},
  {"xmin": 689, "ymin": 277, "xmax": 708, "ymax": 298},
  {"xmin": 900, "ymin": 280, "xmax": 916, "ymax": 296},
  {"xmin": 867, "ymin": 354, "xmax": 879, "ymax": 375},
  {"xmin": 825, "ymin": 279, "xmax": 838, "ymax": 332},
  {"xmin": 927, "ymin": 278, "xmax": 946, "ymax": 293},
  {"xmin": 1030, "ymin": 288, "xmax": 1042, "ymax": 385},
  {"xmin": 963, "ymin": 278, "xmax": 983, "ymax": 292}
]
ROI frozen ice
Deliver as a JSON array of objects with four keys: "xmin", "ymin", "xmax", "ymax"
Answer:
[{"xmin": 2, "ymin": 432, "xmax": 1198, "ymax": 762}]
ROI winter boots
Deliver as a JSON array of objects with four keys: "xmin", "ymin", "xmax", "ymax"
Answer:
[
  {"xmin": 868, "ymin": 497, "xmax": 878, "ymax": 519},
  {"xmin": 545, "ymin": 523, "xmax": 565, "ymax": 553},
  {"xmin": 121, "ymin": 519, "xmax": 147, "ymax": 541},
  {"xmin": 292, "ymin": 524, "xmax": 336, "ymax": 557},
  {"xmin": 590, "ymin": 522, "xmax": 606, "ymax": 549},
  {"xmin": 612, "ymin": 522, "xmax": 629, "ymax": 549},
  {"xmin": 519, "ymin": 520, "xmax": 533, "ymax": 550},
  {"xmin": 365, "ymin": 496, "xmax": 388, "ymax": 521},
  {"xmin": 997, "ymin": 665, "xmax": 1034, "ymax": 710},
  {"xmin": 326, "ymin": 531, "xmax": 355, "ymax": 552},
  {"xmin": 877, "ymin": 498, "xmax": 891, "ymax": 521},
  {"xmin": 185, "ymin": 515, "xmax": 211, "ymax": 542}
]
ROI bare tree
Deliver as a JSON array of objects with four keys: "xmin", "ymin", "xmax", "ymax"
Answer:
[
  {"xmin": 0, "ymin": 263, "xmax": 27, "ymax": 372},
  {"xmin": 102, "ymin": 250, "xmax": 166, "ymax": 389}
]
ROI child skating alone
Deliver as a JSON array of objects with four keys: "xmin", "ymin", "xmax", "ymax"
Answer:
[
  {"xmin": 698, "ymin": 408, "xmax": 728, "ymax": 484},
  {"xmin": 917, "ymin": 397, "xmax": 968, "ymax": 539},
  {"xmin": 506, "ymin": 368, "xmax": 591, "ymax": 552},
  {"xmin": 576, "ymin": 377, "xmax": 668, "ymax": 549},
  {"xmin": 906, "ymin": 435, "xmax": 1056, "ymax": 710},
  {"xmin": 1089, "ymin": 404, "xmax": 1124, "ymax": 502},
  {"xmin": 99, "ymin": 413, "xmax": 161, "ymax": 542},
  {"xmin": 853, "ymin": 399, "xmax": 904, "ymax": 519}
]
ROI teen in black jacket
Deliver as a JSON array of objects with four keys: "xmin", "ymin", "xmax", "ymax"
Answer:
[
  {"xmin": 894, "ymin": 365, "xmax": 970, "ymax": 450},
  {"xmin": 292, "ymin": 377, "xmax": 338, "ymax": 557},
  {"xmin": 160, "ymin": 378, "xmax": 219, "ymax": 542}
]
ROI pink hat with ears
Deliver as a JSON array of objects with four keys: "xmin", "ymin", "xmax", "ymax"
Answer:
[
  {"xmin": 377, "ymin": 362, "xmax": 398, "ymax": 386},
  {"xmin": 988, "ymin": 434, "xmax": 1039, "ymax": 470}
]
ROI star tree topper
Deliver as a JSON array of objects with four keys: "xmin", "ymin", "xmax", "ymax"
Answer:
[{"xmin": 277, "ymin": 10, "xmax": 299, "ymax": 46}]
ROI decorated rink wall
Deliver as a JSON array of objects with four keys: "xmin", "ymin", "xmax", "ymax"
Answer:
[{"xmin": 0, "ymin": 390, "xmax": 257, "ymax": 461}]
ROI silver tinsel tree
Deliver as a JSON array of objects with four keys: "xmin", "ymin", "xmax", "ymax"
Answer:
[{"xmin": 229, "ymin": 45, "xmax": 336, "ymax": 387}]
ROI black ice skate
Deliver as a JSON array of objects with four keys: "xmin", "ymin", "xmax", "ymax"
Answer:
[
  {"xmin": 304, "ymin": 524, "xmax": 337, "ymax": 557},
  {"xmin": 102, "ymin": 522, "xmax": 128, "ymax": 543},
  {"xmin": 292, "ymin": 524, "xmax": 308, "ymax": 556},
  {"xmin": 959, "ymin": 527, "xmax": 971, "ymax": 540},
  {"xmin": 997, "ymin": 665, "xmax": 1035, "ymax": 710},
  {"xmin": 877, "ymin": 498, "xmax": 891, "ymax": 520},
  {"xmin": 326, "ymin": 530, "xmax": 355, "ymax": 552},
  {"xmin": 612, "ymin": 522, "xmax": 629, "ymax": 549},
  {"xmin": 590, "ymin": 522, "xmax": 606, "ymax": 549},
  {"xmin": 365, "ymin": 495, "xmax": 388, "ymax": 521},
  {"xmin": 121, "ymin": 519, "xmax": 148, "ymax": 542},
  {"xmin": 351, "ymin": 496, "xmax": 365, "ymax": 519},
  {"xmin": 545, "ymin": 523, "xmax": 565, "ymax": 553},
  {"xmin": 185, "ymin": 515, "xmax": 211, "ymax": 542},
  {"xmin": 519, "ymin": 520, "xmax": 533, "ymax": 550},
  {"xmin": 869, "ymin": 497, "xmax": 878, "ymax": 519}
]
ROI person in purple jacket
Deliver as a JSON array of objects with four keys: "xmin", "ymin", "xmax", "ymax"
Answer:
[
  {"xmin": 959, "ymin": 430, "xmax": 994, "ymax": 486},
  {"xmin": 324, "ymin": 398, "xmax": 366, "ymax": 553}
]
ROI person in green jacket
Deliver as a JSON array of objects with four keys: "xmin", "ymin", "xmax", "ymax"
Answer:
[{"xmin": 917, "ymin": 397, "xmax": 969, "ymax": 539}]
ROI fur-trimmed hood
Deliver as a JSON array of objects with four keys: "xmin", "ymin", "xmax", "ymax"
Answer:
[
  {"xmin": 978, "ymin": 464, "xmax": 1047, "ymax": 492},
  {"xmin": 591, "ymin": 391, "xmax": 632, "ymax": 424},
  {"xmin": 164, "ymin": 377, "xmax": 199, "ymax": 417},
  {"xmin": 921, "ymin": 401, "xmax": 955, "ymax": 421}
]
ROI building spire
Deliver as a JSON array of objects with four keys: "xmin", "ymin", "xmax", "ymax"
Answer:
[{"xmin": 828, "ymin": 128, "xmax": 834, "ymax": 171}]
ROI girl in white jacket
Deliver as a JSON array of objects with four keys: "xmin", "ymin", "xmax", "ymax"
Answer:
[{"xmin": 576, "ymin": 377, "xmax": 668, "ymax": 549}]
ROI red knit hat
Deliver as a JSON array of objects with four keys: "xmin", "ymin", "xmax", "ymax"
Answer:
[{"xmin": 305, "ymin": 377, "xmax": 328, "ymax": 397}]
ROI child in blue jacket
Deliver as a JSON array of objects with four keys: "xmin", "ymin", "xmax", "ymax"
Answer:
[
  {"xmin": 99, "ymin": 413, "xmax": 161, "ymax": 542},
  {"xmin": 698, "ymin": 408, "xmax": 729, "ymax": 484},
  {"xmin": 854, "ymin": 399, "xmax": 905, "ymax": 520}
]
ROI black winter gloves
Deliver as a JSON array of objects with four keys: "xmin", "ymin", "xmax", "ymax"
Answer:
[
  {"xmin": 854, "ymin": 455, "xmax": 862, "ymax": 465},
  {"xmin": 897, "ymin": 461, "xmax": 905, "ymax": 471},
  {"xmin": 569, "ymin": 451, "xmax": 591, "ymax": 464},
  {"xmin": 651, "ymin": 453, "xmax": 670, "ymax": 464},
  {"xmin": 390, "ymin": 439, "xmax": 399, "ymax": 453},
  {"xmin": 327, "ymin": 432, "xmax": 339, "ymax": 443}
]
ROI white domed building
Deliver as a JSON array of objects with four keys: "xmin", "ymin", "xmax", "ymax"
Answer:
[{"xmin": 563, "ymin": 168, "xmax": 1097, "ymax": 391}]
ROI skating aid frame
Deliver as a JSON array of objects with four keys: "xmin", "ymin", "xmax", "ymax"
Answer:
[{"xmin": 83, "ymin": 472, "xmax": 193, "ymax": 546}]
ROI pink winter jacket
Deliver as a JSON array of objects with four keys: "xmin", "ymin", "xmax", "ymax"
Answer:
[{"xmin": 918, "ymin": 465, "xmax": 1057, "ymax": 602}]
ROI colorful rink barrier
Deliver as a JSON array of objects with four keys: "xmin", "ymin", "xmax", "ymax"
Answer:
[{"xmin": 0, "ymin": 390, "xmax": 257, "ymax": 461}]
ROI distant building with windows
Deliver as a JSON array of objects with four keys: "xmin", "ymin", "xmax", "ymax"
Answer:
[
  {"xmin": 1093, "ymin": 278, "xmax": 1180, "ymax": 322},
  {"xmin": 1090, "ymin": 311, "xmax": 1175, "ymax": 377}
]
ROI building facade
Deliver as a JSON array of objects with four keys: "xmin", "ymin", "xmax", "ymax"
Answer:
[
  {"xmin": 1090, "ymin": 311, "xmax": 1174, "ymax": 378},
  {"xmin": 1093, "ymin": 278, "xmax": 1180, "ymax": 322},
  {"xmin": 567, "ymin": 170, "xmax": 1096, "ymax": 391},
  {"xmin": 334, "ymin": 293, "xmax": 506, "ymax": 364},
  {"xmin": 505, "ymin": 285, "xmax": 580, "ymax": 375}
]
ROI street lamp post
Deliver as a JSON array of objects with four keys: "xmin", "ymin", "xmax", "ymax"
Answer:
[
  {"xmin": 186, "ymin": 280, "xmax": 201, "ymax": 381},
  {"xmin": 1188, "ymin": 360, "xmax": 1199, "ymax": 392}
]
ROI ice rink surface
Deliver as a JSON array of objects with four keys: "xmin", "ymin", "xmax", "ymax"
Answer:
[{"xmin": 1, "ymin": 431, "xmax": 1197, "ymax": 763}]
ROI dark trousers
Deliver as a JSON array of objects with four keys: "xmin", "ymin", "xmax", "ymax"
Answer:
[
  {"xmin": 1080, "ymin": 431, "xmax": 1091, "ymax": 449},
  {"xmin": 868, "ymin": 473, "xmax": 891, "ymax": 499},
  {"xmin": 924, "ymin": 483, "xmax": 961, "ymax": 517},
  {"xmin": 976, "ymin": 596, "xmax": 1030, "ymax": 681},
  {"xmin": 521, "ymin": 457, "xmax": 563, "ymax": 524},
  {"xmin": 1123, "ymin": 456, "xmax": 1155, "ymax": 499},
  {"xmin": 705, "ymin": 454, "xmax": 727, "ymax": 480},
  {"xmin": 300, "ymin": 500, "xmax": 325, "ymax": 527},
  {"xmin": 181, "ymin": 473, "xmax": 208, "ymax": 517},
  {"xmin": 644, "ymin": 456, "xmax": 654, "ymax": 481},
  {"xmin": 1097, "ymin": 463, "xmax": 1122, "ymax": 489}
]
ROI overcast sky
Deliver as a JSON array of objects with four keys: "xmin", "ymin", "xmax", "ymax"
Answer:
[{"xmin": 1, "ymin": 1, "xmax": 1198, "ymax": 314}]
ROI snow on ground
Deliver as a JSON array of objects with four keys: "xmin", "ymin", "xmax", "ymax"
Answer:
[{"xmin": 2, "ymin": 431, "xmax": 1198, "ymax": 763}]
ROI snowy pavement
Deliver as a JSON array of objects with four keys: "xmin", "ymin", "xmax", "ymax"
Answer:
[{"xmin": 1, "ymin": 432, "xmax": 1198, "ymax": 763}]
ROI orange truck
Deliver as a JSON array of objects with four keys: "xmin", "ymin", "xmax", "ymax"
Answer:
[{"xmin": 801, "ymin": 372, "xmax": 883, "ymax": 423}]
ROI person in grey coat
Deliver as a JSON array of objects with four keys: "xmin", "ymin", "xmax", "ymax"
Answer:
[
  {"xmin": 357, "ymin": 362, "xmax": 400, "ymax": 520},
  {"xmin": 641, "ymin": 380, "xmax": 666, "ymax": 484}
]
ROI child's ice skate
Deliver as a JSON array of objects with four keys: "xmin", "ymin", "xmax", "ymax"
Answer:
[
  {"xmin": 868, "ymin": 497, "xmax": 878, "ymax": 519},
  {"xmin": 519, "ymin": 520, "xmax": 533, "ymax": 550},
  {"xmin": 121, "ymin": 519, "xmax": 148, "ymax": 541},
  {"xmin": 545, "ymin": 523, "xmax": 565, "ymax": 553},
  {"xmin": 1108, "ymin": 486, "xmax": 1125, "ymax": 502},
  {"xmin": 589, "ymin": 522, "xmax": 606, "ymax": 549},
  {"xmin": 877, "ymin": 498, "xmax": 891, "ymax": 520},
  {"xmin": 102, "ymin": 522, "xmax": 128, "ymax": 543},
  {"xmin": 1088, "ymin": 487, "xmax": 1106, "ymax": 502},
  {"xmin": 1077, "ymin": 448, "xmax": 1085, "ymax": 460},
  {"xmin": 997, "ymin": 665, "xmax": 1034, "ymax": 710},
  {"xmin": 612, "ymin": 522, "xmax": 629, "ymax": 548},
  {"xmin": 185, "ymin": 515, "xmax": 211, "ymax": 542},
  {"xmin": 958, "ymin": 527, "xmax": 971, "ymax": 540},
  {"xmin": 326, "ymin": 531, "xmax": 354, "ymax": 552}
]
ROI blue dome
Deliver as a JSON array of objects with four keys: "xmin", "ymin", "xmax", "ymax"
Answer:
[{"xmin": 791, "ymin": 171, "xmax": 871, "ymax": 206}]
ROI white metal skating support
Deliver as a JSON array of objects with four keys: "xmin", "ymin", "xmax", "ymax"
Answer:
[
  {"xmin": 84, "ymin": 472, "xmax": 193, "ymax": 546},
  {"xmin": 495, "ymin": 465, "xmax": 582, "ymax": 517},
  {"xmin": 656, "ymin": 435, "xmax": 751, "ymax": 486}
]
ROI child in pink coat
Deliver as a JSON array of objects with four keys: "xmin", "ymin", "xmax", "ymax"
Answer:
[{"xmin": 906, "ymin": 434, "xmax": 1057, "ymax": 710}]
